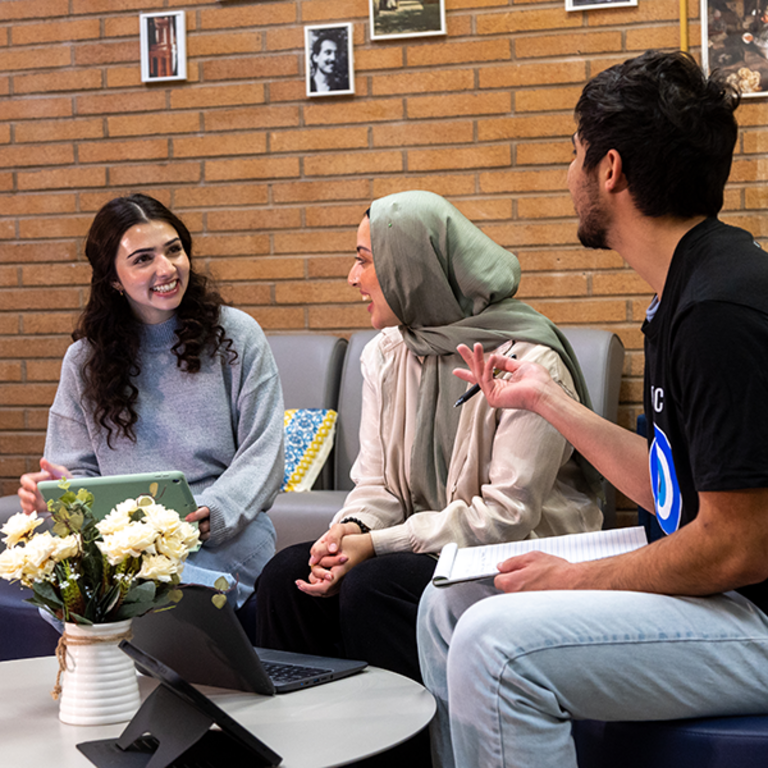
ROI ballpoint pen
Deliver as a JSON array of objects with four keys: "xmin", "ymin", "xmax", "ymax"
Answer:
[{"xmin": 453, "ymin": 353, "xmax": 516, "ymax": 408}]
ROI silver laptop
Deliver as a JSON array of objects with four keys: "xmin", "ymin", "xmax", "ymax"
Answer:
[{"xmin": 131, "ymin": 584, "xmax": 367, "ymax": 694}]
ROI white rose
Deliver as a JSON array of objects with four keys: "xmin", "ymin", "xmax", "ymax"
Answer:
[
  {"xmin": 178, "ymin": 521, "xmax": 201, "ymax": 551},
  {"xmin": 0, "ymin": 546, "xmax": 27, "ymax": 581},
  {"xmin": 1, "ymin": 511, "xmax": 44, "ymax": 548},
  {"xmin": 52, "ymin": 534, "xmax": 79, "ymax": 562},
  {"xmin": 96, "ymin": 507, "xmax": 133, "ymax": 536},
  {"xmin": 137, "ymin": 554, "xmax": 179, "ymax": 583},
  {"xmin": 141, "ymin": 502, "xmax": 183, "ymax": 536},
  {"xmin": 19, "ymin": 533, "xmax": 58, "ymax": 582},
  {"xmin": 97, "ymin": 521, "xmax": 158, "ymax": 565}
]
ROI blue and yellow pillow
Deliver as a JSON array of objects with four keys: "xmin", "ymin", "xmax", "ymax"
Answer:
[{"xmin": 281, "ymin": 409, "xmax": 338, "ymax": 492}]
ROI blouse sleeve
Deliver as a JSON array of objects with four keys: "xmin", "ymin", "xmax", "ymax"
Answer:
[{"xmin": 197, "ymin": 324, "xmax": 285, "ymax": 547}]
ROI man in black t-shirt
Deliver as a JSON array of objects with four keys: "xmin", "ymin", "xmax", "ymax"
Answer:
[{"xmin": 418, "ymin": 50, "xmax": 768, "ymax": 768}]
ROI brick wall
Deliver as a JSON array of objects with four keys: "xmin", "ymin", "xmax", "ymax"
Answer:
[{"xmin": 1, "ymin": 0, "xmax": 766, "ymax": 522}]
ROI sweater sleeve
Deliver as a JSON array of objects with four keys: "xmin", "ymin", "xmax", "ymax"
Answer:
[
  {"xmin": 197, "ymin": 321, "xmax": 285, "ymax": 547},
  {"xmin": 44, "ymin": 343, "xmax": 101, "ymax": 477}
]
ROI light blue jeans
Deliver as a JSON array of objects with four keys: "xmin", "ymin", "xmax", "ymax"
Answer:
[{"xmin": 417, "ymin": 580, "xmax": 768, "ymax": 768}]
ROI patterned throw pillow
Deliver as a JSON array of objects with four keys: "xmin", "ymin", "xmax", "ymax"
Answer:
[{"xmin": 281, "ymin": 409, "xmax": 338, "ymax": 492}]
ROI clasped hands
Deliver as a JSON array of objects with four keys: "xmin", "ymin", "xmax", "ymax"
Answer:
[{"xmin": 296, "ymin": 521, "xmax": 375, "ymax": 597}]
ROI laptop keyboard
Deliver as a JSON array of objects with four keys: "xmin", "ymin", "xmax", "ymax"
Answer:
[{"xmin": 261, "ymin": 661, "xmax": 331, "ymax": 683}]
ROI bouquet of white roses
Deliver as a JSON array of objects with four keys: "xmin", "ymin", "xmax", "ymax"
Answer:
[{"xmin": 0, "ymin": 480, "xmax": 200, "ymax": 625}]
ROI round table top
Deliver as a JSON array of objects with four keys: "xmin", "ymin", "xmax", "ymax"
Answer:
[{"xmin": 1, "ymin": 655, "xmax": 436, "ymax": 768}]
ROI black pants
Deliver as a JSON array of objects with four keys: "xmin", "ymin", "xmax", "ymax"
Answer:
[
  {"xmin": 255, "ymin": 542, "xmax": 437, "ymax": 683},
  {"xmin": 255, "ymin": 543, "xmax": 437, "ymax": 767}
]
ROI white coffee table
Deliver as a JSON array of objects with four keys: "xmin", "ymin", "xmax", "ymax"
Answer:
[{"xmin": 1, "ymin": 655, "xmax": 435, "ymax": 767}]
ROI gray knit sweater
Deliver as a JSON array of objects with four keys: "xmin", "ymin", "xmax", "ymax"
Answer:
[{"xmin": 44, "ymin": 306, "xmax": 284, "ymax": 600}]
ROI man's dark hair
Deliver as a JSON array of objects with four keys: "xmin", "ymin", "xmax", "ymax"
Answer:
[{"xmin": 574, "ymin": 49, "xmax": 740, "ymax": 219}]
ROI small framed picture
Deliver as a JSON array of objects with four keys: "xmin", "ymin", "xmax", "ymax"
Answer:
[
  {"xmin": 305, "ymin": 24, "xmax": 355, "ymax": 97},
  {"xmin": 370, "ymin": 0, "xmax": 446, "ymax": 41},
  {"xmin": 701, "ymin": 0, "xmax": 768, "ymax": 98},
  {"xmin": 140, "ymin": 11, "xmax": 187, "ymax": 83},
  {"xmin": 566, "ymin": 0, "xmax": 637, "ymax": 10}
]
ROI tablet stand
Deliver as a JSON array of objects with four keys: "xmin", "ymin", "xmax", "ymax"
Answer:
[{"xmin": 77, "ymin": 682, "xmax": 280, "ymax": 768}]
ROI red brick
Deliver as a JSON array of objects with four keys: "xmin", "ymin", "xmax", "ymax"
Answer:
[
  {"xmin": 207, "ymin": 208, "xmax": 302, "ymax": 232},
  {"xmin": 408, "ymin": 145, "xmax": 511, "ymax": 172},
  {"xmin": 174, "ymin": 185, "xmax": 269, "ymax": 208},
  {"xmin": 189, "ymin": 32, "xmax": 263, "ymax": 57},
  {"xmin": 0, "ymin": 0, "xmax": 69, "ymax": 21},
  {"xmin": 78, "ymin": 139, "xmax": 169, "ymax": 164},
  {"xmin": 373, "ymin": 121, "xmax": 474, "ymax": 147},
  {"xmin": 14, "ymin": 69, "xmax": 102, "ymax": 95},
  {"xmin": 0, "ymin": 242, "xmax": 78, "ymax": 264},
  {"xmin": 408, "ymin": 92, "xmax": 511, "ymax": 119},
  {"xmin": 203, "ymin": 55, "xmax": 299, "ymax": 82},
  {"xmin": 74, "ymin": 40, "xmax": 138, "ymax": 66},
  {"xmin": 304, "ymin": 100, "xmax": 404, "ymax": 126},
  {"xmin": 406, "ymin": 39, "xmax": 511, "ymax": 67},
  {"xmin": 21, "ymin": 263, "xmax": 91, "ymax": 285},
  {"xmin": 16, "ymin": 119, "xmax": 104, "ymax": 144},
  {"xmin": 109, "ymin": 162, "xmax": 202, "ymax": 186},
  {"xmin": 205, "ymin": 157, "xmax": 299, "ymax": 182},
  {"xmin": 21, "ymin": 312, "xmax": 80, "ymax": 335},
  {"xmin": 17, "ymin": 167, "xmax": 106, "ymax": 192},
  {"xmin": 199, "ymin": 3, "xmax": 297, "ymax": 29},
  {"xmin": 371, "ymin": 68, "xmax": 474, "ymax": 97},
  {"xmin": 515, "ymin": 86, "xmax": 585, "ymax": 113},
  {"xmin": 210, "ymin": 257, "xmax": 305, "ymax": 281},
  {"xmin": 194, "ymin": 235, "xmax": 271, "ymax": 258},
  {"xmin": 171, "ymin": 84, "xmax": 266, "ymax": 110},
  {"xmin": 0, "ymin": 144, "xmax": 74, "ymax": 168},
  {"xmin": 173, "ymin": 133, "xmax": 267, "ymax": 158},
  {"xmin": 1, "ymin": 97, "xmax": 72, "ymax": 120},
  {"xmin": 479, "ymin": 60, "xmax": 588, "ymax": 89},
  {"xmin": 516, "ymin": 140, "xmax": 573, "ymax": 166},
  {"xmin": 372, "ymin": 174, "xmax": 476, "ymax": 199},
  {"xmin": 272, "ymin": 179, "xmax": 371, "ymax": 204},
  {"xmin": 516, "ymin": 31, "xmax": 623, "ymax": 59},
  {"xmin": 18, "ymin": 217, "xmax": 92, "ymax": 240},
  {"xmin": 11, "ymin": 17, "xmax": 100, "ymax": 44},
  {"xmin": 301, "ymin": 0, "xmax": 365, "ymax": 23},
  {"xmin": 305, "ymin": 205, "xmax": 368, "ymax": 228},
  {"xmin": 76, "ymin": 90, "xmax": 167, "ymax": 116},
  {"xmin": 479, "ymin": 168, "xmax": 568, "ymax": 194},
  {"xmin": 107, "ymin": 113, "xmax": 200, "ymax": 138},
  {"xmin": 305, "ymin": 151, "xmax": 403, "ymax": 177},
  {"xmin": 273, "ymin": 230, "xmax": 352, "ymax": 254},
  {"xmin": 270, "ymin": 127, "xmax": 368, "ymax": 153},
  {"xmin": 204, "ymin": 106, "xmax": 300, "ymax": 131},
  {"xmin": 0, "ymin": 193, "xmax": 77, "ymax": 216}
]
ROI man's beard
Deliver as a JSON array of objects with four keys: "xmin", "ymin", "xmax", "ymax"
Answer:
[{"xmin": 576, "ymin": 177, "xmax": 611, "ymax": 250}]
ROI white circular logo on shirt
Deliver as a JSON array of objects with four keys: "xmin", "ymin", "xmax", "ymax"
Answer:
[{"xmin": 649, "ymin": 424, "xmax": 682, "ymax": 535}]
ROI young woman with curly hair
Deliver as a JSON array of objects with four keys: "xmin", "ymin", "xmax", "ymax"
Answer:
[{"xmin": 18, "ymin": 194, "xmax": 284, "ymax": 606}]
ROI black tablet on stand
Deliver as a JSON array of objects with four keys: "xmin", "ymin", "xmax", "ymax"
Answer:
[{"xmin": 76, "ymin": 640, "xmax": 282, "ymax": 768}]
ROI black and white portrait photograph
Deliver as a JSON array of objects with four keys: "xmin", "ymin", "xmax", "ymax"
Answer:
[
  {"xmin": 566, "ymin": 0, "xmax": 637, "ymax": 10},
  {"xmin": 305, "ymin": 24, "xmax": 355, "ymax": 98},
  {"xmin": 702, "ymin": 0, "xmax": 768, "ymax": 97},
  {"xmin": 370, "ymin": 0, "xmax": 446, "ymax": 41},
  {"xmin": 140, "ymin": 11, "xmax": 187, "ymax": 83}
]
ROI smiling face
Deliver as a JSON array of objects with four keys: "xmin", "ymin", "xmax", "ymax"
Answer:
[
  {"xmin": 314, "ymin": 39, "xmax": 337, "ymax": 75},
  {"xmin": 568, "ymin": 132, "xmax": 611, "ymax": 250},
  {"xmin": 348, "ymin": 215, "xmax": 400, "ymax": 330},
  {"xmin": 112, "ymin": 219, "xmax": 190, "ymax": 325}
]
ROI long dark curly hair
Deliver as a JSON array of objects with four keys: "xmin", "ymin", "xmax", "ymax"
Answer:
[{"xmin": 74, "ymin": 193, "xmax": 236, "ymax": 447}]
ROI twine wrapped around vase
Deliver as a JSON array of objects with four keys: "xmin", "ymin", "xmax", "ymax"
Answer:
[{"xmin": 54, "ymin": 619, "xmax": 141, "ymax": 726}]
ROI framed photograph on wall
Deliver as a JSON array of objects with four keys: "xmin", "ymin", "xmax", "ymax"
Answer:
[
  {"xmin": 566, "ymin": 0, "xmax": 637, "ymax": 10},
  {"xmin": 370, "ymin": 0, "xmax": 446, "ymax": 41},
  {"xmin": 701, "ymin": 0, "xmax": 768, "ymax": 97},
  {"xmin": 305, "ymin": 24, "xmax": 355, "ymax": 97},
  {"xmin": 140, "ymin": 11, "xmax": 187, "ymax": 83}
]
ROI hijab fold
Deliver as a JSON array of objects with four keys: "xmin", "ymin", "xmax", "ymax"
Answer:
[{"xmin": 369, "ymin": 190, "xmax": 599, "ymax": 513}]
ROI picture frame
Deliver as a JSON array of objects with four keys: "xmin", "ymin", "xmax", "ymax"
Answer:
[
  {"xmin": 566, "ymin": 0, "xmax": 637, "ymax": 10},
  {"xmin": 140, "ymin": 11, "xmax": 187, "ymax": 83},
  {"xmin": 701, "ymin": 0, "xmax": 768, "ymax": 97},
  {"xmin": 370, "ymin": 0, "xmax": 446, "ymax": 41},
  {"xmin": 305, "ymin": 23, "xmax": 355, "ymax": 98}
]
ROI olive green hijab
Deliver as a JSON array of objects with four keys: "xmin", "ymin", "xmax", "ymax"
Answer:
[{"xmin": 369, "ymin": 190, "xmax": 596, "ymax": 513}]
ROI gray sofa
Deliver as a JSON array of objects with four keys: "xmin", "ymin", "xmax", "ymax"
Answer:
[{"xmin": 0, "ymin": 326, "xmax": 624, "ymax": 659}]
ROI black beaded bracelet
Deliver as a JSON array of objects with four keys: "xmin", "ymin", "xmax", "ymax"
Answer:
[{"xmin": 339, "ymin": 516, "xmax": 371, "ymax": 534}]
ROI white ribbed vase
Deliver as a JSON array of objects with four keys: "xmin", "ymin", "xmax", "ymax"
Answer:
[{"xmin": 58, "ymin": 619, "xmax": 141, "ymax": 726}]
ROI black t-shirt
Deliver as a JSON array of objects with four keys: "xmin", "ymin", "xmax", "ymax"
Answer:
[{"xmin": 642, "ymin": 217, "xmax": 768, "ymax": 613}]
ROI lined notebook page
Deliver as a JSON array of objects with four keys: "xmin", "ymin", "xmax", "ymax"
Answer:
[{"xmin": 433, "ymin": 526, "xmax": 648, "ymax": 586}]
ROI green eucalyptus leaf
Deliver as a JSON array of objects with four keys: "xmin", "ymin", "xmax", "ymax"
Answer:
[{"xmin": 213, "ymin": 576, "xmax": 230, "ymax": 592}]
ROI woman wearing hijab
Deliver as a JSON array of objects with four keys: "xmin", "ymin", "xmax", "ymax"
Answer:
[{"xmin": 255, "ymin": 190, "xmax": 601, "ymax": 682}]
